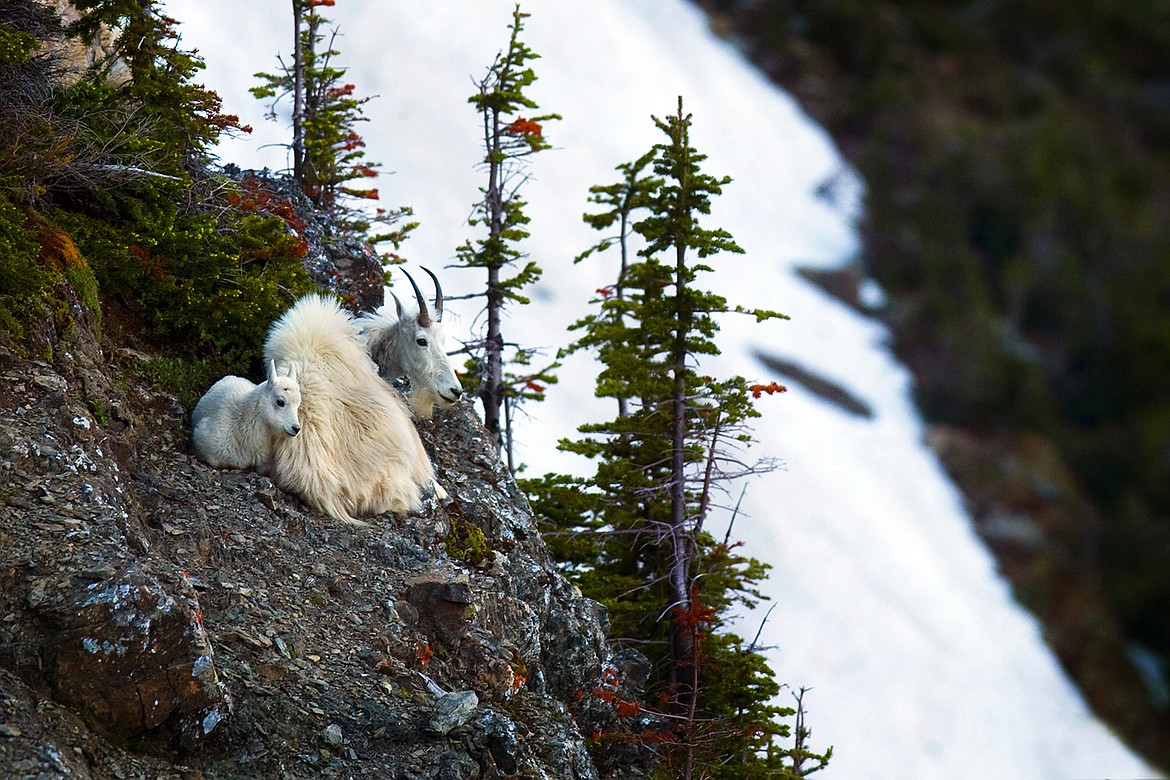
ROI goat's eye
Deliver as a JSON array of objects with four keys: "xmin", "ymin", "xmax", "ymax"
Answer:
[
  {"xmin": 416, "ymin": 337, "xmax": 428, "ymax": 347},
  {"xmin": 276, "ymin": 398, "xmax": 286, "ymax": 408}
]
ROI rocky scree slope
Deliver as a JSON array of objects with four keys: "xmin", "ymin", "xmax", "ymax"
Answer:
[{"xmin": 0, "ymin": 273, "xmax": 645, "ymax": 778}]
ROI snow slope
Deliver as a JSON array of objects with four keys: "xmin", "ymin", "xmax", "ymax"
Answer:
[{"xmin": 164, "ymin": 1, "xmax": 1158, "ymax": 776}]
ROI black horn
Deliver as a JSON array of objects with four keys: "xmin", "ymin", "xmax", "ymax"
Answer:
[
  {"xmin": 400, "ymin": 269, "xmax": 432, "ymax": 327},
  {"xmin": 419, "ymin": 266, "xmax": 444, "ymax": 322}
]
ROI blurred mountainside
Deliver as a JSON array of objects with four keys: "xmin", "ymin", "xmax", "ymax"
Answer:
[{"xmin": 692, "ymin": 0, "xmax": 1170, "ymax": 767}]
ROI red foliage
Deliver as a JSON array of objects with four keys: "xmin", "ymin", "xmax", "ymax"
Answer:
[
  {"xmin": 671, "ymin": 594, "xmax": 718, "ymax": 633},
  {"xmin": 670, "ymin": 589, "xmax": 719, "ymax": 681},
  {"xmin": 326, "ymin": 83, "xmax": 356, "ymax": 99},
  {"xmin": 228, "ymin": 178, "xmax": 306, "ymax": 229},
  {"xmin": 129, "ymin": 243, "xmax": 170, "ymax": 280},
  {"xmin": 212, "ymin": 113, "xmax": 237, "ymax": 130},
  {"xmin": 639, "ymin": 730, "xmax": 677, "ymax": 745},
  {"xmin": 506, "ymin": 117, "xmax": 543, "ymax": 136},
  {"xmin": 309, "ymin": 0, "xmax": 336, "ymax": 7},
  {"xmin": 415, "ymin": 640, "xmax": 432, "ymax": 666},
  {"xmin": 595, "ymin": 286, "xmax": 614, "ymax": 298},
  {"xmin": 749, "ymin": 381, "xmax": 788, "ymax": 399},
  {"xmin": 510, "ymin": 670, "xmax": 526, "ymax": 696},
  {"xmin": 589, "ymin": 664, "xmax": 642, "ymax": 719},
  {"xmin": 614, "ymin": 698, "xmax": 641, "ymax": 718},
  {"xmin": 525, "ymin": 381, "xmax": 545, "ymax": 394},
  {"xmin": 227, "ymin": 176, "xmax": 308, "ymax": 236}
]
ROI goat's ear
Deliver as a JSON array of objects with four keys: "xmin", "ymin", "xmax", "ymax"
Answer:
[
  {"xmin": 390, "ymin": 291, "xmax": 404, "ymax": 320},
  {"xmin": 268, "ymin": 359, "xmax": 277, "ymax": 382},
  {"xmin": 286, "ymin": 361, "xmax": 297, "ymax": 382}
]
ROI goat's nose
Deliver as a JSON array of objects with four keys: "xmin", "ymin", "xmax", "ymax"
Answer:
[
  {"xmin": 290, "ymin": 424, "xmax": 301, "ymax": 436},
  {"xmin": 449, "ymin": 386, "xmax": 463, "ymax": 399}
]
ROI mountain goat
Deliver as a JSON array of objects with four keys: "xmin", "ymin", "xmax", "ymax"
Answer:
[
  {"xmin": 190, "ymin": 361, "xmax": 301, "ymax": 474},
  {"xmin": 263, "ymin": 294, "xmax": 440, "ymax": 524},
  {"xmin": 360, "ymin": 267, "xmax": 463, "ymax": 419}
]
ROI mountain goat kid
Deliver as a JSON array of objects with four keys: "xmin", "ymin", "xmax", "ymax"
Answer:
[
  {"xmin": 264, "ymin": 294, "xmax": 442, "ymax": 524},
  {"xmin": 190, "ymin": 361, "xmax": 302, "ymax": 474},
  {"xmin": 360, "ymin": 267, "xmax": 463, "ymax": 419}
]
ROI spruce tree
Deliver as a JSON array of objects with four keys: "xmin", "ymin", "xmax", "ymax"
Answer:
[
  {"xmin": 455, "ymin": 4, "xmax": 559, "ymax": 468},
  {"xmin": 526, "ymin": 98, "xmax": 829, "ymax": 778},
  {"xmin": 573, "ymin": 151, "xmax": 658, "ymax": 418},
  {"xmin": 251, "ymin": 0, "xmax": 414, "ymax": 246}
]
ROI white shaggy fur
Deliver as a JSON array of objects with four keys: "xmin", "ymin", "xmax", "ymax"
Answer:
[
  {"xmin": 191, "ymin": 361, "xmax": 302, "ymax": 474},
  {"xmin": 360, "ymin": 267, "xmax": 462, "ymax": 419},
  {"xmin": 263, "ymin": 294, "xmax": 440, "ymax": 523}
]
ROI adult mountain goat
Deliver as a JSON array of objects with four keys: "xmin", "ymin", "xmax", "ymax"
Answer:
[
  {"xmin": 264, "ymin": 294, "xmax": 440, "ymax": 523},
  {"xmin": 190, "ymin": 361, "xmax": 302, "ymax": 474},
  {"xmin": 360, "ymin": 267, "xmax": 462, "ymax": 419}
]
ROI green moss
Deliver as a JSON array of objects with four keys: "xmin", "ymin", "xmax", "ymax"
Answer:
[
  {"xmin": 0, "ymin": 198, "xmax": 49, "ymax": 323},
  {"xmin": 88, "ymin": 398, "xmax": 110, "ymax": 428},
  {"xmin": 0, "ymin": 25, "xmax": 38, "ymax": 64},
  {"xmin": 0, "ymin": 304, "xmax": 21, "ymax": 343},
  {"xmin": 0, "ymin": 202, "xmax": 110, "ymax": 357},
  {"xmin": 446, "ymin": 515, "xmax": 492, "ymax": 568},
  {"xmin": 63, "ymin": 261, "xmax": 101, "ymax": 328}
]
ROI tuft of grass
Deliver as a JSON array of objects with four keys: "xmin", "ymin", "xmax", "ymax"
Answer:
[{"xmin": 131, "ymin": 355, "xmax": 217, "ymax": 414}]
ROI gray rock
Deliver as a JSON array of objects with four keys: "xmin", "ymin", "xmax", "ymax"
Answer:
[
  {"xmin": 426, "ymin": 691, "xmax": 479, "ymax": 736},
  {"xmin": 322, "ymin": 723, "xmax": 344, "ymax": 745},
  {"xmin": 436, "ymin": 749, "xmax": 478, "ymax": 780}
]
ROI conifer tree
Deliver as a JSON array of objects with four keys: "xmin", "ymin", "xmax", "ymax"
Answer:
[
  {"xmin": 66, "ymin": 0, "xmax": 248, "ymax": 175},
  {"xmin": 18, "ymin": 1, "xmax": 317, "ymax": 378},
  {"xmin": 252, "ymin": 0, "xmax": 413, "ymax": 244},
  {"xmin": 455, "ymin": 4, "xmax": 559, "ymax": 467},
  {"xmin": 526, "ymin": 99, "xmax": 829, "ymax": 778},
  {"xmin": 573, "ymin": 151, "xmax": 658, "ymax": 418}
]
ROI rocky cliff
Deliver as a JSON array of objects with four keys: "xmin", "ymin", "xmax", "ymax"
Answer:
[{"xmin": 0, "ymin": 253, "xmax": 645, "ymax": 778}]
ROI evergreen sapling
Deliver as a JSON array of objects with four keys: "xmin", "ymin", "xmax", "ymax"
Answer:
[
  {"xmin": 455, "ymin": 4, "xmax": 560, "ymax": 469},
  {"xmin": 526, "ymin": 98, "xmax": 829, "ymax": 778}
]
